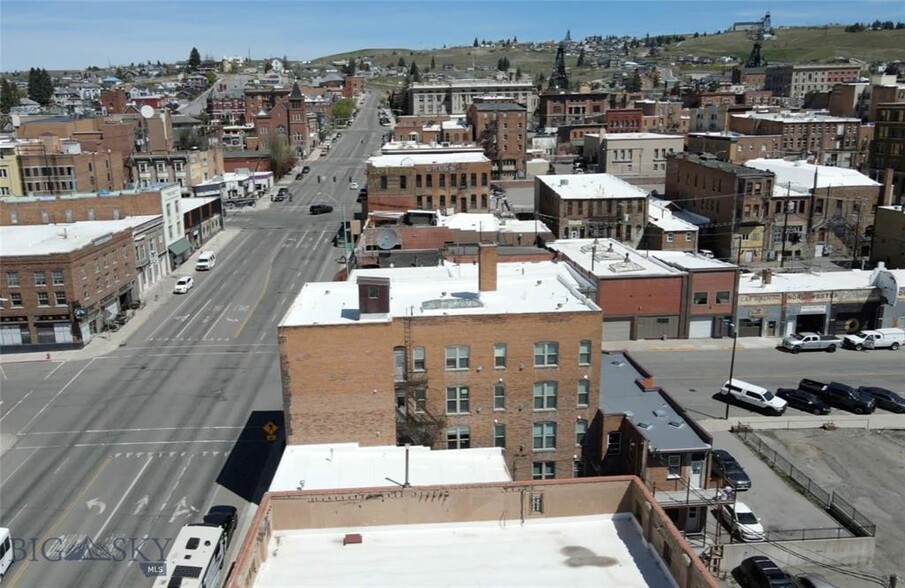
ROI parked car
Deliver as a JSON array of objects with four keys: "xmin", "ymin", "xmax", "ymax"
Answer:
[
  {"xmin": 195, "ymin": 251, "xmax": 216, "ymax": 271},
  {"xmin": 301, "ymin": 165, "xmax": 311, "ymax": 174},
  {"xmin": 738, "ymin": 556, "xmax": 794, "ymax": 588},
  {"xmin": 781, "ymin": 332, "xmax": 843, "ymax": 353},
  {"xmin": 710, "ymin": 449, "xmax": 751, "ymax": 491},
  {"xmin": 842, "ymin": 328, "xmax": 904, "ymax": 351},
  {"xmin": 856, "ymin": 386, "xmax": 905, "ymax": 413},
  {"xmin": 295, "ymin": 172, "xmax": 305, "ymax": 180},
  {"xmin": 173, "ymin": 276, "xmax": 194, "ymax": 294},
  {"xmin": 309, "ymin": 203, "xmax": 333, "ymax": 215},
  {"xmin": 775, "ymin": 388, "xmax": 831, "ymax": 415},
  {"xmin": 349, "ymin": 182, "xmax": 360, "ymax": 190},
  {"xmin": 793, "ymin": 574, "xmax": 838, "ymax": 588},
  {"xmin": 720, "ymin": 378, "xmax": 787, "ymax": 415},
  {"xmin": 202, "ymin": 505, "xmax": 238, "ymax": 546},
  {"xmin": 798, "ymin": 379, "xmax": 876, "ymax": 414},
  {"xmin": 720, "ymin": 501, "xmax": 765, "ymax": 542}
]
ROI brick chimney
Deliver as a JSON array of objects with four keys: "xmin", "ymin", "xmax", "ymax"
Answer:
[
  {"xmin": 883, "ymin": 168, "xmax": 896, "ymax": 207},
  {"xmin": 478, "ymin": 243, "xmax": 498, "ymax": 292},
  {"xmin": 358, "ymin": 277, "xmax": 390, "ymax": 315},
  {"xmin": 762, "ymin": 268, "xmax": 772, "ymax": 285}
]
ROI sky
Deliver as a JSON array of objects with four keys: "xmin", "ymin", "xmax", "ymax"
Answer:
[{"xmin": 2, "ymin": 0, "xmax": 904, "ymax": 71}]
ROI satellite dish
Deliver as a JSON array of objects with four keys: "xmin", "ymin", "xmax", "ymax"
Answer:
[
  {"xmin": 140, "ymin": 105, "xmax": 155, "ymax": 119},
  {"xmin": 376, "ymin": 229, "xmax": 399, "ymax": 250}
]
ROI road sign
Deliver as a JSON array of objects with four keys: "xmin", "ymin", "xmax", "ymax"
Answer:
[{"xmin": 263, "ymin": 421, "xmax": 278, "ymax": 441}]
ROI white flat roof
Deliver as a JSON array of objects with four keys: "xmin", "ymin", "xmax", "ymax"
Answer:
[
  {"xmin": 647, "ymin": 250, "xmax": 737, "ymax": 270},
  {"xmin": 647, "ymin": 200, "xmax": 699, "ymax": 232},
  {"xmin": 548, "ymin": 238, "xmax": 682, "ymax": 278},
  {"xmin": 0, "ymin": 216, "xmax": 160, "ymax": 256},
  {"xmin": 368, "ymin": 152, "xmax": 489, "ymax": 167},
  {"xmin": 253, "ymin": 514, "xmax": 678, "ymax": 588},
  {"xmin": 270, "ymin": 444, "xmax": 510, "ymax": 492},
  {"xmin": 179, "ymin": 196, "xmax": 219, "ymax": 213},
  {"xmin": 738, "ymin": 268, "xmax": 905, "ymax": 294},
  {"xmin": 439, "ymin": 212, "xmax": 551, "ymax": 234},
  {"xmin": 279, "ymin": 261, "xmax": 600, "ymax": 327},
  {"xmin": 602, "ymin": 132, "xmax": 684, "ymax": 140},
  {"xmin": 537, "ymin": 173, "xmax": 649, "ymax": 200},
  {"xmin": 745, "ymin": 159, "xmax": 879, "ymax": 190},
  {"xmin": 732, "ymin": 111, "xmax": 860, "ymax": 123}
]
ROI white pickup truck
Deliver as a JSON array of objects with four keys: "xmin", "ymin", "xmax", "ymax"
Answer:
[
  {"xmin": 842, "ymin": 328, "xmax": 904, "ymax": 351},
  {"xmin": 781, "ymin": 332, "xmax": 843, "ymax": 353}
]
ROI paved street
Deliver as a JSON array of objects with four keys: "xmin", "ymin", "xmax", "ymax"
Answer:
[{"xmin": 0, "ymin": 91, "xmax": 383, "ymax": 587}]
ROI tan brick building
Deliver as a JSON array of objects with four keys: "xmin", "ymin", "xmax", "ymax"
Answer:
[
  {"xmin": 278, "ymin": 247, "xmax": 602, "ymax": 480},
  {"xmin": 686, "ymin": 131, "xmax": 783, "ymax": 164},
  {"xmin": 869, "ymin": 103, "xmax": 905, "ymax": 200},
  {"xmin": 366, "ymin": 150, "xmax": 492, "ymax": 214},
  {"xmin": 593, "ymin": 132, "xmax": 684, "ymax": 178},
  {"xmin": 467, "ymin": 101, "xmax": 528, "ymax": 180},
  {"xmin": 132, "ymin": 149, "xmax": 225, "ymax": 196},
  {"xmin": 764, "ymin": 63, "xmax": 861, "ymax": 103},
  {"xmin": 17, "ymin": 137, "xmax": 127, "ymax": 195}
]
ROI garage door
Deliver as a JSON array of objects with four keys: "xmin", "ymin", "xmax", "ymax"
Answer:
[
  {"xmin": 688, "ymin": 318, "xmax": 713, "ymax": 339},
  {"xmin": 603, "ymin": 319, "xmax": 632, "ymax": 341},
  {"xmin": 635, "ymin": 316, "xmax": 679, "ymax": 340}
]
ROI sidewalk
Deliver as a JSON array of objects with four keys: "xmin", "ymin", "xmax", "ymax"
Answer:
[
  {"xmin": 603, "ymin": 336, "xmax": 782, "ymax": 353},
  {"xmin": 0, "ymin": 227, "xmax": 243, "ymax": 365}
]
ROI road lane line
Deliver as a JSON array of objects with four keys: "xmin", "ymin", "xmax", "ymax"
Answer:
[
  {"xmin": 233, "ymin": 233, "xmax": 290, "ymax": 339},
  {"xmin": 202, "ymin": 302, "xmax": 233, "ymax": 340},
  {"xmin": 0, "ymin": 448, "xmax": 39, "ymax": 489},
  {"xmin": 43, "ymin": 360, "xmax": 66, "ymax": 380},
  {"xmin": 0, "ymin": 389, "xmax": 33, "ymax": 422},
  {"xmin": 18, "ymin": 357, "xmax": 97, "ymax": 435},
  {"xmin": 174, "ymin": 298, "xmax": 213, "ymax": 338},
  {"xmin": 95, "ymin": 455, "xmax": 153, "ymax": 540},
  {"xmin": 145, "ymin": 292, "xmax": 194, "ymax": 340},
  {"xmin": 21, "ymin": 425, "xmax": 245, "ymax": 436},
  {"xmin": 6, "ymin": 503, "xmax": 28, "ymax": 527},
  {"xmin": 159, "ymin": 454, "xmax": 194, "ymax": 510},
  {"xmin": 16, "ymin": 439, "xmax": 238, "ymax": 450},
  {"xmin": 5, "ymin": 455, "xmax": 112, "ymax": 588},
  {"xmin": 0, "ymin": 365, "xmax": 6, "ymax": 380}
]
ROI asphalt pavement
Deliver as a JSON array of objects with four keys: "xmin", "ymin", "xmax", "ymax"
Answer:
[{"xmin": 0, "ymin": 90, "xmax": 384, "ymax": 587}]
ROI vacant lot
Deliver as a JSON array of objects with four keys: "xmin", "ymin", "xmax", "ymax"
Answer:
[{"xmin": 758, "ymin": 428, "xmax": 905, "ymax": 576}]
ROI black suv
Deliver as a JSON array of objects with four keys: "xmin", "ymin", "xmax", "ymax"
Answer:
[
  {"xmin": 738, "ymin": 556, "xmax": 794, "ymax": 588},
  {"xmin": 798, "ymin": 379, "xmax": 876, "ymax": 414},
  {"xmin": 711, "ymin": 449, "xmax": 751, "ymax": 491},
  {"xmin": 301, "ymin": 165, "xmax": 311, "ymax": 174},
  {"xmin": 775, "ymin": 388, "xmax": 831, "ymax": 415},
  {"xmin": 203, "ymin": 505, "xmax": 238, "ymax": 545},
  {"xmin": 857, "ymin": 386, "xmax": 905, "ymax": 413},
  {"xmin": 309, "ymin": 203, "xmax": 333, "ymax": 215}
]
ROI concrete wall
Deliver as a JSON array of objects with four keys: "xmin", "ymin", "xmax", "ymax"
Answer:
[{"xmin": 720, "ymin": 537, "xmax": 875, "ymax": 571}]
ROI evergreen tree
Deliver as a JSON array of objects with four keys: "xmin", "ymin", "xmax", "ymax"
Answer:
[
  {"xmin": 577, "ymin": 48, "xmax": 586, "ymax": 67},
  {"xmin": 27, "ymin": 68, "xmax": 53, "ymax": 105},
  {"xmin": 515, "ymin": 67, "xmax": 522, "ymax": 80},
  {"xmin": 397, "ymin": 56, "xmax": 406, "ymax": 68},
  {"xmin": 625, "ymin": 70, "xmax": 642, "ymax": 93},
  {"xmin": 430, "ymin": 55, "xmax": 436, "ymax": 70},
  {"xmin": 1, "ymin": 79, "xmax": 21, "ymax": 113},
  {"xmin": 409, "ymin": 61, "xmax": 421, "ymax": 82},
  {"xmin": 513, "ymin": 36, "xmax": 518, "ymax": 43},
  {"xmin": 565, "ymin": 29, "xmax": 571, "ymax": 41},
  {"xmin": 473, "ymin": 37, "xmax": 479, "ymax": 47},
  {"xmin": 345, "ymin": 58, "xmax": 357, "ymax": 75},
  {"xmin": 188, "ymin": 47, "xmax": 201, "ymax": 71}
]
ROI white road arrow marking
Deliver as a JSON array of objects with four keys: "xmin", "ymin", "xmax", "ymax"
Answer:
[
  {"xmin": 169, "ymin": 497, "xmax": 198, "ymax": 523},
  {"xmin": 86, "ymin": 498, "xmax": 106, "ymax": 515},
  {"xmin": 133, "ymin": 495, "xmax": 149, "ymax": 515}
]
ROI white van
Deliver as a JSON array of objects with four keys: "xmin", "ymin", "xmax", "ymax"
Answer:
[
  {"xmin": 195, "ymin": 251, "xmax": 216, "ymax": 271},
  {"xmin": 842, "ymin": 328, "xmax": 904, "ymax": 351},
  {"xmin": 0, "ymin": 527, "xmax": 13, "ymax": 578},
  {"xmin": 720, "ymin": 378, "xmax": 787, "ymax": 415}
]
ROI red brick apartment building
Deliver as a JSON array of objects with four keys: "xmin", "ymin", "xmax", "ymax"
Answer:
[
  {"xmin": 365, "ymin": 149, "xmax": 493, "ymax": 214},
  {"xmin": 16, "ymin": 137, "xmax": 127, "ymax": 195},
  {"xmin": 278, "ymin": 246, "xmax": 603, "ymax": 480},
  {"xmin": 538, "ymin": 90, "xmax": 610, "ymax": 128},
  {"xmin": 467, "ymin": 101, "xmax": 528, "ymax": 179},
  {"xmin": 686, "ymin": 132, "xmax": 783, "ymax": 164},
  {"xmin": 604, "ymin": 109, "xmax": 643, "ymax": 133}
]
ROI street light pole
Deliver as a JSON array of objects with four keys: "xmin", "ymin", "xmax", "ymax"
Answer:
[{"xmin": 725, "ymin": 321, "xmax": 738, "ymax": 420}]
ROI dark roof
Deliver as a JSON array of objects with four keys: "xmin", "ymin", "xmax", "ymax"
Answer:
[
  {"xmin": 472, "ymin": 102, "xmax": 526, "ymax": 112},
  {"xmin": 289, "ymin": 82, "xmax": 304, "ymax": 101},
  {"xmin": 223, "ymin": 150, "xmax": 271, "ymax": 158},
  {"xmin": 679, "ymin": 152, "xmax": 771, "ymax": 177}
]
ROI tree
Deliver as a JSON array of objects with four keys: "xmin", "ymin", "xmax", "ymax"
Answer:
[
  {"xmin": 430, "ymin": 55, "xmax": 436, "ymax": 70},
  {"xmin": 332, "ymin": 98, "xmax": 356, "ymax": 121},
  {"xmin": 176, "ymin": 129, "xmax": 205, "ymax": 150},
  {"xmin": 345, "ymin": 58, "xmax": 357, "ymax": 75},
  {"xmin": 397, "ymin": 56, "xmax": 406, "ymax": 68},
  {"xmin": 473, "ymin": 37, "xmax": 479, "ymax": 47},
  {"xmin": 188, "ymin": 47, "xmax": 201, "ymax": 71},
  {"xmin": 1, "ymin": 79, "xmax": 20, "ymax": 113},
  {"xmin": 515, "ymin": 67, "xmax": 522, "ymax": 80},
  {"xmin": 205, "ymin": 71, "xmax": 218, "ymax": 86},
  {"xmin": 577, "ymin": 48, "xmax": 586, "ymax": 67},
  {"xmin": 513, "ymin": 36, "xmax": 518, "ymax": 43},
  {"xmin": 625, "ymin": 70, "xmax": 642, "ymax": 93},
  {"xmin": 565, "ymin": 29, "xmax": 571, "ymax": 41},
  {"xmin": 266, "ymin": 132, "xmax": 293, "ymax": 179},
  {"xmin": 496, "ymin": 57, "xmax": 510, "ymax": 71},
  {"xmin": 27, "ymin": 68, "xmax": 53, "ymax": 105},
  {"xmin": 408, "ymin": 61, "xmax": 421, "ymax": 82},
  {"xmin": 264, "ymin": 62, "xmax": 273, "ymax": 73}
]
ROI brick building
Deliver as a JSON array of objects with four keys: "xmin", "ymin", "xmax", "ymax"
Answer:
[
  {"xmin": 16, "ymin": 137, "xmax": 127, "ymax": 195},
  {"xmin": 278, "ymin": 247, "xmax": 603, "ymax": 480},
  {"xmin": 686, "ymin": 131, "xmax": 783, "ymax": 164},
  {"xmin": 604, "ymin": 109, "xmax": 643, "ymax": 133},
  {"xmin": 207, "ymin": 85, "xmax": 246, "ymax": 125},
  {"xmin": 100, "ymin": 89, "xmax": 128, "ymax": 114},
  {"xmin": 407, "ymin": 79, "xmax": 537, "ymax": 116},
  {"xmin": 665, "ymin": 153, "xmax": 774, "ymax": 263},
  {"xmin": 365, "ymin": 150, "xmax": 492, "ymax": 214},
  {"xmin": 764, "ymin": 64, "xmax": 862, "ymax": 103},
  {"xmin": 0, "ymin": 218, "xmax": 158, "ymax": 351},
  {"xmin": 537, "ymin": 90, "xmax": 610, "ymax": 128},
  {"xmin": 645, "ymin": 199, "xmax": 700, "ymax": 252},
  {"xmin": 467, "ymin": 101, "xmax": 527, "ymax": 180},
  {"xmin": 342, "ymin": 75, "xmax": 365, "ymax": 98},
  {"xmin": 590, "ymin": 132, "xmax": 684, "ymax": 178},
  {"xmin": 869, "ymin": 103, "xmax": 905, "ymax": 201},
  {"xmin": 249, "ymin": 82, "xmax": 309, "ymax": 158},
  {"xmin": 535, "ymin": 174, "xmax": 649, "ymax": 247},
  {"xmin": 132, "ymin": 149, "xmax": 225, "ymax": 196},
  {"xmin": 549, "ymin": 239, "xmax": 738, "ymax": 340},
  {"xmin": 728, "ymin": 111, "xmax": 864, "ymax": 167}
]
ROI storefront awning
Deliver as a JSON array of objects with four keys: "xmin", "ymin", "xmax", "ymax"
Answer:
[{"xmin": 168, "ymin": 237, "xmax": 191, "ymax": 257}]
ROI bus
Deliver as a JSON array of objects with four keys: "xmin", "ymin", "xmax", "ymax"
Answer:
[
  {"xmin": 153, "ymin": 525, "xmax": 226, "ymax": 588},
  {"xmin": 0, "ymin": 527, "xmax": 13, "ymax": 579}
]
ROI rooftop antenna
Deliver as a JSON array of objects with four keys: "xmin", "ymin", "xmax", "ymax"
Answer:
[{"xmin": 384, "ymin": 444, "xmax": 412, "ymax": 488}]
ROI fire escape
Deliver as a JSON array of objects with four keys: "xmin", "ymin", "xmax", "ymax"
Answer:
[{"xmin": 395, "ymin": 314, "xmax": 445, "ymax": 447}]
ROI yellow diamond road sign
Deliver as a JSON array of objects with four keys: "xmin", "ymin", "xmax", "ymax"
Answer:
[{"xmin": 263, "ymin": 421, "xmax": 278, "ymax": 436}]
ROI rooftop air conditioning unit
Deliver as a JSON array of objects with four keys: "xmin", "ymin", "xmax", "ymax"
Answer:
[{"xmin": 441, "ymin": 142, "xmax": 450, "ymax": 147}]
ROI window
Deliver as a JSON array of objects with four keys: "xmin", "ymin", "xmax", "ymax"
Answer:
[
  {"xmin": 578, "ymin": 340, "xmax": 592, "ymax": 365},
  {"xmin": 6, "ymin": 271, "xmax": 19, "ymax": 288},
  {"xmin": 413, "ymin": 346, "xmax": 426, "ymax": 371},
  {"xmin": 716, "ymin": 290, "xmax": 731, "ymax": 304},
  {"xmin": 577, "ymin": 379, "xmax": 590, "ymax": 407},
  {"xmin": 532, "ymin": 461, "xmax": 555, "ymax": 480},
  {"xmin": 415, "ymin": 174, "xmax": 422, "ymax": 188},
  {"xmin": 380, "ymin": 176, "xmax": 388, "ymax": 190},
  {"xmin": 34, "ymin": 271, "xmax": 47, "ymax": 286},
  {"xmin": 494, "ymin": 423, "xmax": 506, "ymax": 448},
  {"xmin": 9, "ymin": 292, "xmax": 22, "ymax": 307},
  {"xmin": 446, "ymin": 386, "xmax": 469, "ymax": 414},
  {"xmin": 52, "ymin": 270, "xmax": 64, "ymax": 285},
  {"xmin": 493, "ymin": 343, "xmax": 506, "ymax": 368},
  {"xmin": 693, "ymin": 291, "xmax": 708, "ymax": 305},
  {"xmin": 481, "ymin": 172, "xmax": 488, "ymax": 186},
  {"xmin": 470, "ymin": 173, "xmax": 477, "ymax": 187},
  {"xmin": 576, "ymin": 419, "xmax": 588, "ymax": 446},
  {"xmin": 445, "ymin": 345, "xmax": 469, "ymax": 370},
  {"xmin": 533, "ymin": 422, "xmax": 557, "ymax": 450},
  {"xmin": 37, "ymin": 292, "xmax": 50, "ymax": 306},
  {"xmin": 573, "ymin": 460, "xmax": 585, "ymax": 477},
  {"xmin": 666, "ymin": 232, "xmax": 675, "ymax": 243},
  {"xmin": 606, "ymin": 432, "xmax": 621, "ymax": 455},
  {"xmin": 447, "ymin": 426, "xmax": 470, "ymax": 449},
  {"xmin": 54, "ymin": 291, "xmax": 67, "ymax": 305},
  {"xmin": 439, "ymin": 174, "xmax": 445, "ymax": 187},
  {"xmin": 533, "ymin": 341, "xmax": 558, "ymax": 366},
  {"xmin": 493, "ymin": 383, "xmax": 506, "ymax": 410},
  {"xmin": 533, "ymin": 382, "xmax": 558, "ymax": 410},
  {"xmin": 667, "ymin": 455, "xmax": 681, "ymax": 478}
]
